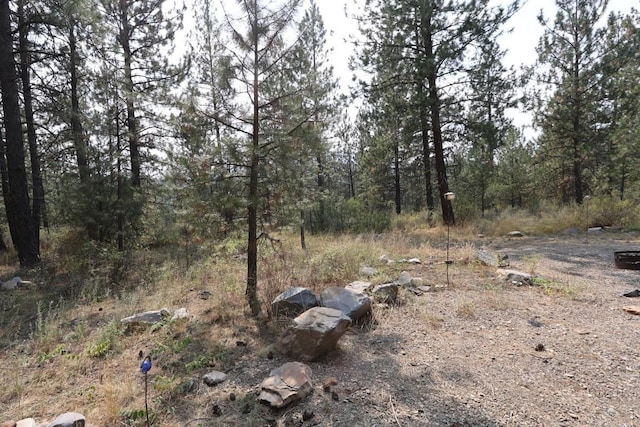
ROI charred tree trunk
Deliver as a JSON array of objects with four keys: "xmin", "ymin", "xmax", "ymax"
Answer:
[{"xmin": 424, "ymin": 22, "xmax": 454, "ymax": 225}]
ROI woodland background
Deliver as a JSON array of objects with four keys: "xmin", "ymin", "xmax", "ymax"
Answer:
[{"xmin": 0, "ymin": 0, "xmax": 639, "ymax": 313}]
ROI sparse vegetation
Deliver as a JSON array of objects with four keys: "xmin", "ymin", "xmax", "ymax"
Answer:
[{"xmin": 1, "ymin": 208, "xmax": 640, "ymax": 425}]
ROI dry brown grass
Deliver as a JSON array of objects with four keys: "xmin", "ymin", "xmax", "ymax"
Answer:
[{"xmin": 4, "ymin": 211, "xmax": 634, "ymax": 426}]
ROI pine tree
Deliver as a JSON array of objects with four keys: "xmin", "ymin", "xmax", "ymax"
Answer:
[
  {"xmin": 354, "ymin": 0, "xmax": 520, "ymax": 224},
  {"xmin": 212, "ymin": 0, "xmax": 303, "ymax": 316},
  {"xmin": 462, "ymin": 39, "xmax": 516, "ymax": 216},
  {"xmin": 534, "ymin": 0, "xmax": 608, "ymax": 204},
  {"xmin": 282, "ymin": 0, "xmax": 339, "ymax": 242},
  {"xmin": 0, "ymin": 0, "xmax": 40, "ymax": 266}
]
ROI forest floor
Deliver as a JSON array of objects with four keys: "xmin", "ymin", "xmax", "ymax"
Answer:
[
  {"xmin": 2, "ymin": 230, "xmax": 640, "ymax": 426},
  {"xmin": 257, "ymin": 232, "xmax": 640, "ymax": 427}
]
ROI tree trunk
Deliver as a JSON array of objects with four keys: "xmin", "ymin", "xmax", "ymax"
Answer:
[
  {"xmin": 424, "ymin": 17, "xmax": 454, "ymax": 225},
  {"xmin": 0, "ymin": 0, "xmax": 39, "ymax": 266},
  {"xmin": 119, "ymin": 0, "xmax": 141, "ymax": 188},
  {"xmin": 246, "ymin": 2, "xmax": 261, "ymax": 316},
  {"xmin": 300, "ymin": 209, "xmax": 306, "ymax": 250},
  {"xmin": 69, "ymin": 21, "xmax": 90, "ymax": 184},
  {"xmin": 18, "ymin": 0, "xmax": 46, "ymax": 235},
  {"xmin": 394, "ymin": 133, "xmax": 401, "ymax": 215}
]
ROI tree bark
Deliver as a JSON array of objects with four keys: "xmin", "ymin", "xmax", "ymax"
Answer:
[
  {"xmin": 246, "ymin": 0, "xmax": 261, "ymax": 316},
  {"xmin": 18, "ymin": 0, "xmax": 46, "ymax": 234},
  {"xmin": 423, "ymin": 10, "xmax": 454, "ymax": 225},
  {"xmin": 0, "ymin": 0, "xmax": 39, "ymax": 266},
  {"xmin": 119, "ymin": 0, "xmax": 141, "ymax": 188},
  {"xmin": 69, "ymin": 20, "xmax": 90, "ymax": 184}
]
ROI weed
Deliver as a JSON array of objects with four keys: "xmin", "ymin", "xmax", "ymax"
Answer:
[
  {"xmin": 534, "ymin": 277, "xmax": 575, "ymax": 296},
  {"xmin": 120, "ymin": 408, "xmax": 156, "ymax": 427},
  {"xmin": 37, "ymin": 344, "xmax": 67, "ymax": 364},
  {"xmin": 86, "ymin": 319, "xmax": 121, "ymax": 358},
  {"xmin": 455, "ymin": 300, "xmax": 475, "ymax": 318}
]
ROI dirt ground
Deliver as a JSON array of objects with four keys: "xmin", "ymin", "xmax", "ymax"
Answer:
[
  {"xmin": 234, "ymin": 232, "xmax": 640, "ymax": 427},
  {"xmin": 5, "ymin": 231, "xmax": 640, "ymax": 427}
]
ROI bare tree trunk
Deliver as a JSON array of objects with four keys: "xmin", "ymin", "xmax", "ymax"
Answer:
[
  {"xmin": 246, "ymin": 1, "xmax": 261, "ymax": 316},
  {"xmin": 69, "ymin": 21, "xmax": 90, "ymax": 184},
  {"xmin": 18, "ymin": 0, "xmax": 46, "ymax": 234},
  {"xmin": 119, "ymin": 0, "xmax": 141, "ymax": 188},
  {"xmin": 0, "ymin": 0, "xmax": 39, "ymax": 266},
  {"xmin": 423, "ymin": 11, "xmax": 453, "ymax": 225}
]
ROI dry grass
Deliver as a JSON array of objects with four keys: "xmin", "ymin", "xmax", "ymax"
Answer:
[{"xmin": 3, "ymin": 209, "xmax": 636, "ymax": 426}]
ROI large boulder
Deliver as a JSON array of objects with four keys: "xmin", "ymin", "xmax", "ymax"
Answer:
[
  {"xmin": 259, "ymin": 362, "xmax": 313, "ymax": 408},
  {"xmin": 319, "ymin": 286, "xmax": 371, "ymax": 321},
  {"xmin": 276, "ymin": 307, "xmax": 351, "ymax": 361},
  {"xmin": 271, "ymin": 287, "xmax": 318, "ymax": 316}
]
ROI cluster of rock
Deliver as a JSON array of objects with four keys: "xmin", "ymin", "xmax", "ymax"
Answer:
[
  {"xmin": 2, "ymin": 412, "xmax": 85, "ymax": 427},
  {"xmin": 247, "ymin": 266, "xmax": 426, "ymax": 409},
  {"xmin": 6, "ymin": 244, "xmax": 547, "ymax": 424}
]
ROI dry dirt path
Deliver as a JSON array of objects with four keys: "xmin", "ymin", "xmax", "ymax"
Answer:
[{"xmin": 275, "ymin": 233, "xmax": 640, "ymax": 426}]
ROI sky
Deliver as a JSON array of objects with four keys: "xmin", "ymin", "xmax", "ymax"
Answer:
[{"xmin": 316, "ymin": 0, "xmax": 637, "ymax": 100}]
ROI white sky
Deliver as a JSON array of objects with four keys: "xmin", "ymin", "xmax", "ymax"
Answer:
[{"xmin": 316, "ymin": 0, "xmax": 637, "ymax": 90}]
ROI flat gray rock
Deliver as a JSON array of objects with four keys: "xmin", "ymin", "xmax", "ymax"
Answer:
[
  {"xmin": 203, "ymin": 371, "xmax": 227, "ymax": 386},
  {"xmin": 121, "ymin": 309, "xmax": 170, "ymax": 324},
  {"xmin": 48, "ymin": 412, "xmax": 85, "ymax": 427},
  {"xmin": 320, "ymin": 286, "xmax": 371, "ymax": 320}
]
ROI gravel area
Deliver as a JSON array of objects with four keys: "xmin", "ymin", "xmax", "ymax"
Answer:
[{"xmin": 277, "ymin": 233, "xmax": 640, "ymax": 426}]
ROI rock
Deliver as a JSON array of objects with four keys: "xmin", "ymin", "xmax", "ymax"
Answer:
[
  {"xmin": 588, "ymin": 227, "xmax": 604, "ymax": 233},
  {"xmin": 171, "ymin": 308, "xmax": 189, "ymax": 320},
  {"xmin": 407, "ymin": 258, "xmax": 421, "ymax": 264},
  {"xmin": 121, "ymin": 309, "xmax": 170, "ymax": 325},
  {"xmin": 198, "ymin": 290, "xmax": 211, "ymax": 300},
  {"xmin": 371, "ymin": 283, "xmax": 399, "ymax": 304},
  {"xmin": 276, "ymin": 307, "xmax": 351, "ymax": 361},
  {"xmin": 48, "ymin": 412, "xmax": 85, "ymax": 427},
  {"xmin": 345, "ymin": 281, "xmax": 372, "ymax": 293},
  {"xmin": 258, "ymin": 362, "xmax": 313, "ymax": 408},
  {"xmin": 378, "ymin": 254, "xmax": 391, "ymax": 264},
  {"xmin": 1, "ymin": 421, "xmax": 17, "ymax": 427},
  {"xmin": 359, "ymin": 266, "xmax": 377, "ymax": 277},
  {"xmin": 408, "ymin": 285, "xmax": 432, "ymax": 296},
  {"xmin": 203, "ymin": 371, "xmax": 227, "ymax": 386},
  {"xmin": 622, "ymin": 289, "xmax": 640, "ymax": 297},
  {"xmin": 1, "ymin": 277, "xmax": 29, "ymax": 291},
  {"xmin": 396, "ymin": 271, "xmax": 412, "ymax": 287},
  {"xmin": 410, "ymin": 277, "xmax": 425, "ymax": 287},
  {"xmin": 476, "ymin": 249, "xmax": 508, "ymax": 267},
  {"xmin": 623, "ymin": 306, "xmax": 640, "ymax": 316},
  {"xmin": 507, "ymin": 231, "xmax": 523, "ymax": 237},
  {"xmin": 16, "ymin": 419, "xmax": 36, "ymax": 427},
  {"xmin": 319, "ymin": 286, "xmax": 371, "ymax": 321},
  {"xmin": 271, "ymin": 287, "xmax": 318, "ymax": 316},
  {"xmin": 497, "ymin": 269, "xmax": 534, "ymax": 286}
]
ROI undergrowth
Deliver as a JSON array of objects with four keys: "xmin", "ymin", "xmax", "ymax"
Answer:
[{"xmin": 0, "ymin": 205, "xmax": 638, "ymax": 425}]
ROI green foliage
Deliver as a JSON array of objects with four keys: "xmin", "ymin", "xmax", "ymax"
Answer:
[
  {"xmin": 86, "ymin": 320, "xmax": 121, "ymax": 358},
  {"xmin": 120, "ymin": 408, "xmax": 156, "ymax": 427},
  {"xmin": 37, "ymin": 344, "xmax": 67, "ymax": 364},
  {"xmin": 183, "ymin": 346, "xmax": 232, "ymax": 373}
]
